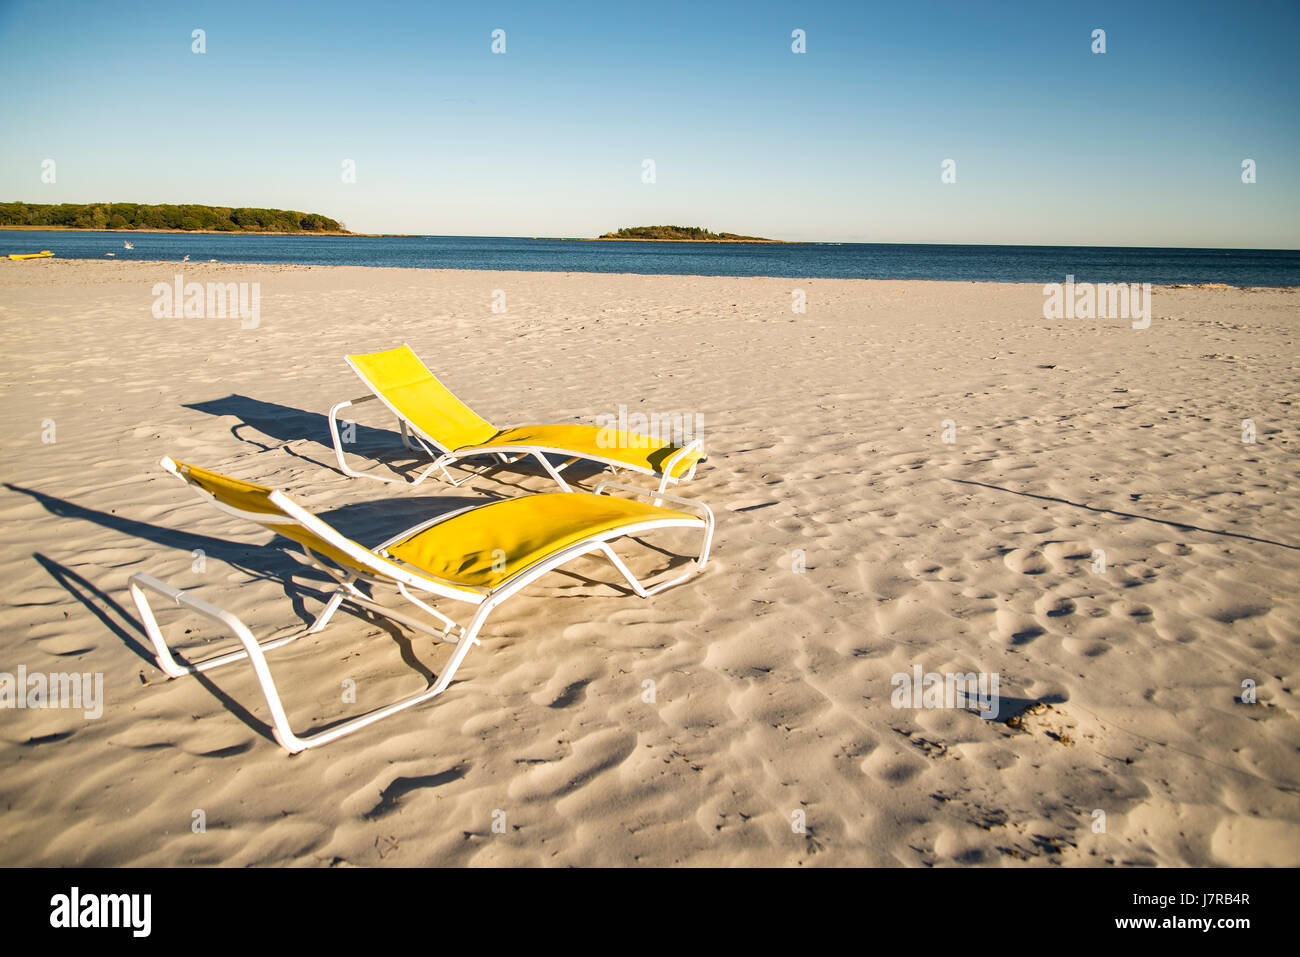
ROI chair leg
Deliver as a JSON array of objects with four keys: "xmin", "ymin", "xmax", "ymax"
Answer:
[
  {"xmin": 307, "ymin": 588, "xmax": 347, "ymax": 634},
  {"xmin": 281, "ymin": 608, "xmax": 488, "ymax": 752},
  {"xmin": 434, "ymin": 454, "xmax": 508, "ymax": 489},
  {"xmin": 533, "ymin": 452, "xmax": 574, "ymax": 492},
  {"xmin": 407, "ymin": 459, "xmax": 445, "ymax": 488},
  {"xmin": 130, "ymin": 576, "xmax": 193, "ymax": 679},
  {"xmin": 399, "ymin": 418, "xmax": 418, "ymax": 451},
  {"xmin": 284, "ymin": 622, "xmax": 485, "ymax": 752},
  {"xmin": 329, "ymin": 396, "xmax": 403, "ymax": 485},
  {"xmin": 131, "ymin": 574, "xmax": 314, "ymax": 678},
  {"xmin": 597, "ymin": 543, "xmax": 650, "ymax": 598},
  {"xmin": 594, "ymin": 516, "xmax": 712, "ymax": 598},
  {"xmin": 128, "ymin": 572, "xmax": 490, "ymax": 754},
  {"xmin": 428, "ymin": 608, "xmax": 488, "ymax": 695}
]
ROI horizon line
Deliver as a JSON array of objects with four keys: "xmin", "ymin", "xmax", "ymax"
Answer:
[{"xmin": 1, "ymin": 225, "xmax": 1296, "ymax": 253}]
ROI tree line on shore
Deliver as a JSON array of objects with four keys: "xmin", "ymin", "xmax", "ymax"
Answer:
[
  {"xmin": 599, "ymin": 225, "xmax": 776, "ymax": 241},
  {"xmin": 0, "ymin": 202, "xmax": 347, "ymax": 232}
]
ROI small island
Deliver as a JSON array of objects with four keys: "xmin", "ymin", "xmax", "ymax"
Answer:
[
  {"xmin": 598, "ymin": 225, "xmax": 782, "ymax": 243},
  {"xmin": 0, "ymin": 202, "xmax": 349, "ymax": 234}
]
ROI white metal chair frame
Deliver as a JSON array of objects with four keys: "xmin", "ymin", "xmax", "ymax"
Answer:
[
  {"xmin": 328, "ymin": 381, "xmax": 704, "ymax": 495},
  {"xmin": 129, "ymin": 462, "xmax": 714, "ymax": 754}
]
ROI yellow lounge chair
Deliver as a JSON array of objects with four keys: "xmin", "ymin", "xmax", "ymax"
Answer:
[
  {"xmin": 128, "ymin": 457, "xmax": 713, "ymax": 753},
  {"xmin": 328, "ymin": 344, "xmax": 706, "ymax": 494}
]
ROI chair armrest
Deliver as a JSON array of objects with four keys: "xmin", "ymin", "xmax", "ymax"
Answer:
[{"xmin": 661, "ymin": 438, "xmax": 705, "ymax": 478}]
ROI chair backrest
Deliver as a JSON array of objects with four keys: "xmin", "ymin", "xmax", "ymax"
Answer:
[
  {"xmin": 161, "ymin": 458, "xmax": 481, "ymax": 602},
  {"xmin": 346, "ymin": 345, "xmax": 498, "ymax": 452}
]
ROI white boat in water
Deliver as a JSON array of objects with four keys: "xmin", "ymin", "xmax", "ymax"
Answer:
[{"xmin": 123, "ymin": 241, "xmax": 134, "ymax": 250}]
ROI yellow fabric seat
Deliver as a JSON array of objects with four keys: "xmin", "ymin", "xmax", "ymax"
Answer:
[
  {"xmin": 344, "ymin": 345, "xmax": 705, "ymax": 483},
  {"xmin": 171, "ymin": 458, "xmax": 702, "ymax": 593},
  {"xmin": 174, "ymin": 461, "xmax": 374, "ymax": 575},
  {"xmin": 386, "ymin": 493, "xmax": 697, "ymax": 589},
  {"xmin": 348, "ymin": 345, "xmax": 499, "ymax": 452},
  {"xmin": 476, "ymin": 424, "xmax": 706, "ymax": 477}
]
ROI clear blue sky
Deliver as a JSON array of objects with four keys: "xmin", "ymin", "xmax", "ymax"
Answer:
[{"xmin": 1, "ymin": 0, "xmax": 1297, "ymax": 246}]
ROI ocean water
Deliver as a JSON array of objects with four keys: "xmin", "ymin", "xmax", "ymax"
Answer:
[{"xmin": 5, "ymin": 231, "xmax": 1299, "ymax": 286}]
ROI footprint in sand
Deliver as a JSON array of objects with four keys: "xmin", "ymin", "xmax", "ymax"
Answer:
[
  {"xmin": 1110, "ymin": 601, "xmax": 1155, "ymax": 623},
  {"xmin": 1002, "ymin": 548, "xmax": 1049, "ymax": 575},
  {"xmin": 1042, "ymin": 541, "xmax": 1094, "ymax": 571},
  {"xmin": 860, "ymin": 747, "xmax": 927, "ymax": 784},
  {"xmin": 993, "ymin": 608, "xmax": 1045, "ymax": 645},
  {"xmin": 1036, "ymin": 596, "xmax": 1077, "ymax": 619},
  {"xmin": 537, "ymin": 677, "xmax": 593, "ymax": 710},
  {"xmin": 1062, "ymin": 636, "xmax": 1110, "ymax": 658},
  {"xmin": 904, "ymin": 559, "xmax": 944, "ymax": 579}
]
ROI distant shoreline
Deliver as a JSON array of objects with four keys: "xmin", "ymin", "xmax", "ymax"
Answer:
[
  {"xmin": 7, "ymin": 228, "xmax": 1291, "ymax": 252},
  {"xmin": 0, "ymin": 225, "xmax": 366, "ymax": 237},
  {"xmin": 0, "ymin": 226, "xmax": 795, "ymax": 242}
]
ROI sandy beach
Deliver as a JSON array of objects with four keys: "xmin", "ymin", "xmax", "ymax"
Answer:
[{"xmin": 0, "ymin": 258, "xmax": 1296, "ymax": 867}]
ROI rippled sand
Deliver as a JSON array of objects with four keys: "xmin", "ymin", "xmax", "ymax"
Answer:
[{"xmin": 0, "ymin": 259, "xmax": 1296, "ymax": 866}]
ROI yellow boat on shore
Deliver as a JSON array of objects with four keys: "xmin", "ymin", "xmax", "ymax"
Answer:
[{"xmin": 7, "ymin": 250, "xmax": 54, "ymax": 260}]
